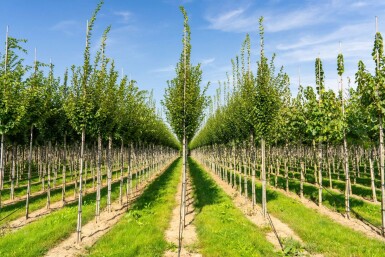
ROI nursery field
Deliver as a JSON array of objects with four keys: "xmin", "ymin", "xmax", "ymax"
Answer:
[{"xmin": 2, "ymin": 0, "xmax": 385, "ymax": 256}]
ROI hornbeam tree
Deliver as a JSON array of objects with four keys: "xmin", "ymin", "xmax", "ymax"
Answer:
[
  {"xmin": 356, "ymin": 17, "xmax": 385, "ymax": 235},
  {"xmin": 63, "ymin": 0, "xmax": 103, "ymax": 243},
  {"xmin": 0, "ymin": 31, "xmax": 27, "ymax": 209},
  {"xmin": 162, "ymin": 6, "xmax": 208, "ymax": 254}
]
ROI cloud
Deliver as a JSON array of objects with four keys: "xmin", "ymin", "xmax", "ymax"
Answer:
[
  {"xmin": 276, "ymin": 22, "xmax": 372, "ymax": 51},
  {"xmin": 50, "ymin": 20, "xmax": 80, "ymax": 35},
  {"xmin": 150, "ymin": 65, "xmax": 175, "ymax": 73},
  {"xmin": 201, "ymin": 58, "xmax": 215, "ymax": 66},
  {"xmin": 205, "ymin": 4, "xmax": 328, "ymax": 33},
  {"xmin": 114, "ymin": 11, "xmax": 132, "ymax": 24}
]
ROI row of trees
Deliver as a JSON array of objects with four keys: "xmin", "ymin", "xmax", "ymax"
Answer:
[
  {"xmin": 0, "ymin": 0, "xmax": 179, "ymax": 242},
  {"xmin": 190, "ymin": 17, "xmax": 385, "ymax": 235}
]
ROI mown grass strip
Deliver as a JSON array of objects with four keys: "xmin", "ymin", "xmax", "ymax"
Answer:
[
  {"xmin": 0, "ymin": 168, "xmax": 126, "ymax": 227},
  {"xmin": 230, "ymin": 169, "xmax": 385, "ymax": 257},
  {"xmin": 272, "ymin": 175, "xmax": 381, "ymax": 228},
  {"xmin": 190, "ymin": 158, "xmax": 278, "ymax": 257},
  {"xmin": 0, "ymin": 161, "xmax": 165, "ymax": 257},
  {"xmin": 87, "ymin": 158, "xmax": 181, "ymax": 257}
]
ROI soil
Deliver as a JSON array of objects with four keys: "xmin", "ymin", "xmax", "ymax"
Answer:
[{"xmin": 164, "ymin": 170, "xmax": 201, "ymax": 257}]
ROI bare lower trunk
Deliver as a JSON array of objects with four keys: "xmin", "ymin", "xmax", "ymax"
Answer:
[
  {"xmin": 95, "ymin": 133, "xmax": 101, "ymax": 222},
  {"xmin": 119, "ymin": 139, "xmax": 124, "ymax": 206},
  {"xmin": 178, "ymin": 133, "xmax": 187, "ymax": 255},
  {"xmin": 10, "ymin": 144, "xmax": 16, "ymax": 200},
  {"xmin": 379, "ymin": 115, "xmax": 385, "ymax": 236},
  {"xmin": 261, "ymin": 138, "xmax": 267, "ymax": 218},
  {"xmin": 62, "ymin": 131, "xmax": 67, "ymax": 205},
  {"xmin": 26, "ymin": 125, "xmax": 33, "ymax": 218},
  {"xmin": 0, "ymin": 133, "xmax": 3, "ymax": 209},
  {"xmin": 76, "ymin": 127, "xmax": 85, "ymax": 243},
  {"xmin": 369, "ymin": 155, "xmax": 377, "ymax": 202},
  {"xmin": 300, "ymin": 161, "xmax": 304, "ymax": 198},
  {"xmin": 107, "ymin": 135, "xmax": 112, "ymax": 212},
  {"xmin": 318, "ymin": 142, "xmax": 323, "ymax": 206}
]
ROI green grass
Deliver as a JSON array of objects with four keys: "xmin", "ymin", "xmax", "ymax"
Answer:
[
  {"xmin": 224, "ymin": 164, "xmax": 385, "ymax": 257},
  {"xmin": 271, "ymin": 175, "xmax": 382, "ymax": 228},
  {"xmin": 86, "ymin": 158, "xmax": 181, "ymax": 257},
  {"xmin": 0, "ymin": 161, "xmax": 161, "ymax": 257},
  {"xmin": 0, "ymin": 167, "xmax": 131, "ymax": 227},
  {"xmin": 242, "ymin": 165, "xmax": 382, "ymax": 228},
  {"xmin": 189, "ymin": 158, "xmax": 278, "ymax": 257}
]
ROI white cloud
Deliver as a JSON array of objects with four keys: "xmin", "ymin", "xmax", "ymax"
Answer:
[
  {"xmin": 206, "ymin": 4, "xmax": 328, "ymax": 33},
  {"xmin": 114, "ymin": 11, "xmax": 132, "ymax": 24},
  {"xmin": 50, "ymin": 20, "xmax": 80, "ymax": 35},
  {"xmin": 150, "ymin": 65, "xmax": 175, "ymax": 73},
  {"xmin": 201, "ymin": 58, "xmax": 215, "ymax": 66}
]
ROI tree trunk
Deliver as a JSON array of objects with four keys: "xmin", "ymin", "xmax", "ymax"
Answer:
[
  {"xmin": 250, "ymin": 133, "xmax": 256, "ymax": 208},
  {"xmin": 76, "ymin": 127, "xmax": 85, "ymax": 243},
  {"xmin": 369, "ymin": 154, "xmax": 377, "ymax": 202},
  {"xmin": 300, "ymin": 161, "xmax": 304, "ymax": 198},
  {"xmin": 179, "ymin": 133, "xmax": 187, "ymax": 253},
  {"xmin": 119, "ymin": 139, "xmax": 124, "ymax": 206},
  {"xmin": 107, "ymin": 135, "xmax": 112, "ymax": 212},
  {"xmin": 47, "ymin": 141, "xmax": 51, "ymax": 209},
  {"xmin": 261, "ymin": 138, "xmax": 267, "ymax": 218},
  {"xmin": 379, "ymin": 114, "xmax": 385, "ymax": 236},
  {"xmin": 95, "ymin": 133, "xmax": 101, "ymax": 222},
  {"xmin": 10, "ymin": 144, "xmax": 16, "ymax": 200},
  {"xmin": 0, "ymin": 132, "xmax": 3, "ymax": 209},
  {"xmin": 26, "ymin": 125, "xmax": 33, "ymax": 218},
  {"xmin": 62, "ymin": 131, "xmax": 67, "ymax": 205},
  {"xmin": 318, "ymin": 142, "xmax": 323, "ymax": 206}
]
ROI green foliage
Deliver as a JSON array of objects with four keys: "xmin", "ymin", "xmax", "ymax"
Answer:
[
  {"xmin": 0, "ymin": 37, "xmax": 28, "ymax": 136},
  {"xmin": 337, "ymin": 53, "xmax": 344, "ymax": 76},
  {"xmin": 163, "ymin": 7, "xmax": 208, "ymax": 143},
  {"xmin": 190, "ymin": 17, "xmax": 289, "ymax": 148}
]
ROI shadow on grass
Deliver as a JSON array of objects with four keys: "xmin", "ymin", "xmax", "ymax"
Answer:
[
  {"xmin": 130, "ymin": 159, "xmax": 179, "ymax": 211},
  {"xmin": 188, "ymin": 158, "xmax": 222, "ymax": 212}
]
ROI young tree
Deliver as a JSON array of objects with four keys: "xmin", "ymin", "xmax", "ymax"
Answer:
[
  {"xmin": 63, "ymin": 1, "xmax": 103, "ymax": 243},
  {"xmin": 162, "ymin": 6, "xmax": 208, "ymax": 253}
]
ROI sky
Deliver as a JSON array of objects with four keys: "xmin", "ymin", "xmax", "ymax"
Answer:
[{"xmin": 0, "ymin": 0, "xmax": 384, "ymax": 115}]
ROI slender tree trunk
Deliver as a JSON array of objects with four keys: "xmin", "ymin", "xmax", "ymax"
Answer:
[
  {"xmin": 261, "ymin": 138, "xmax": 267, "ymax": 218},
  {"xmin": 250, "ymin": 133, "xmax": 256, "ymax": 208},
  {"xmin": 47, "ymin": 141, "xmax": 51, "ymax": 209},
  {"xmin": 95, "ymin": 133, "xmax": 101, "ymax": 222},
  {"xmin": 62, "ymin": 131, "xmax": 67, "ymax": 205},
  {"xmin": 76, "ymin": 127, "xmax": 85, "ymax": 243},
  {"xmin": 10, "ymin": 144, "xmax": 16, "ymax": 200},
  {"xmin": 379, "ymin": 115, "xmax": 385, "ymax": 236},
  {"xmin": 300, "ymin": 160, "xmax": 304, "ymax": 198},
  {"xmin": 107, "ymin": 135, "xmax": 112, "ymax": 212},
  {"xmin": 119, "ymin": 139, "xmax": 124, "ymax": 206},
  {"xmin": 179, "ymin": 133, "xmax": 187, "ymax": 255},
  {"xmin": 318, "ymin": 142, "xmax": 323, "ymax": 206},
  {"xmin": 369, "ymin": 154, "xmax": 377, "ymax": 202},
  {"xmin": 126, "ymin": 142, "xmax": 132, "ymax": 207},
  {"xmin": 26, "ymin": 125, "xmax": 33, "ymax": 218},
  {"xmin": 0, "ymin": 133, "xmax": 4, "ymax": 209}
]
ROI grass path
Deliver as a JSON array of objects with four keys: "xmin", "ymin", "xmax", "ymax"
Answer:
[
  {"xmin": 229, "ymin": 164, "xmax": 385, "ymax": 256},
  {"xmin": 189, "ymin": 158, "xmax": 278, "ymax": 257},
  {"xmin": 86, "ymin": 158, "xmax": 181, "ymax": 257},
  {"xmin": 0, "ymin": 160, "xmax": 169, "ymax": 257}
]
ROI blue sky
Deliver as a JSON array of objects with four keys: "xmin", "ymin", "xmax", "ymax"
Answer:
[{"xmin": 1, "ymin": 0, "xmax": 384, "ymax": 113}]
